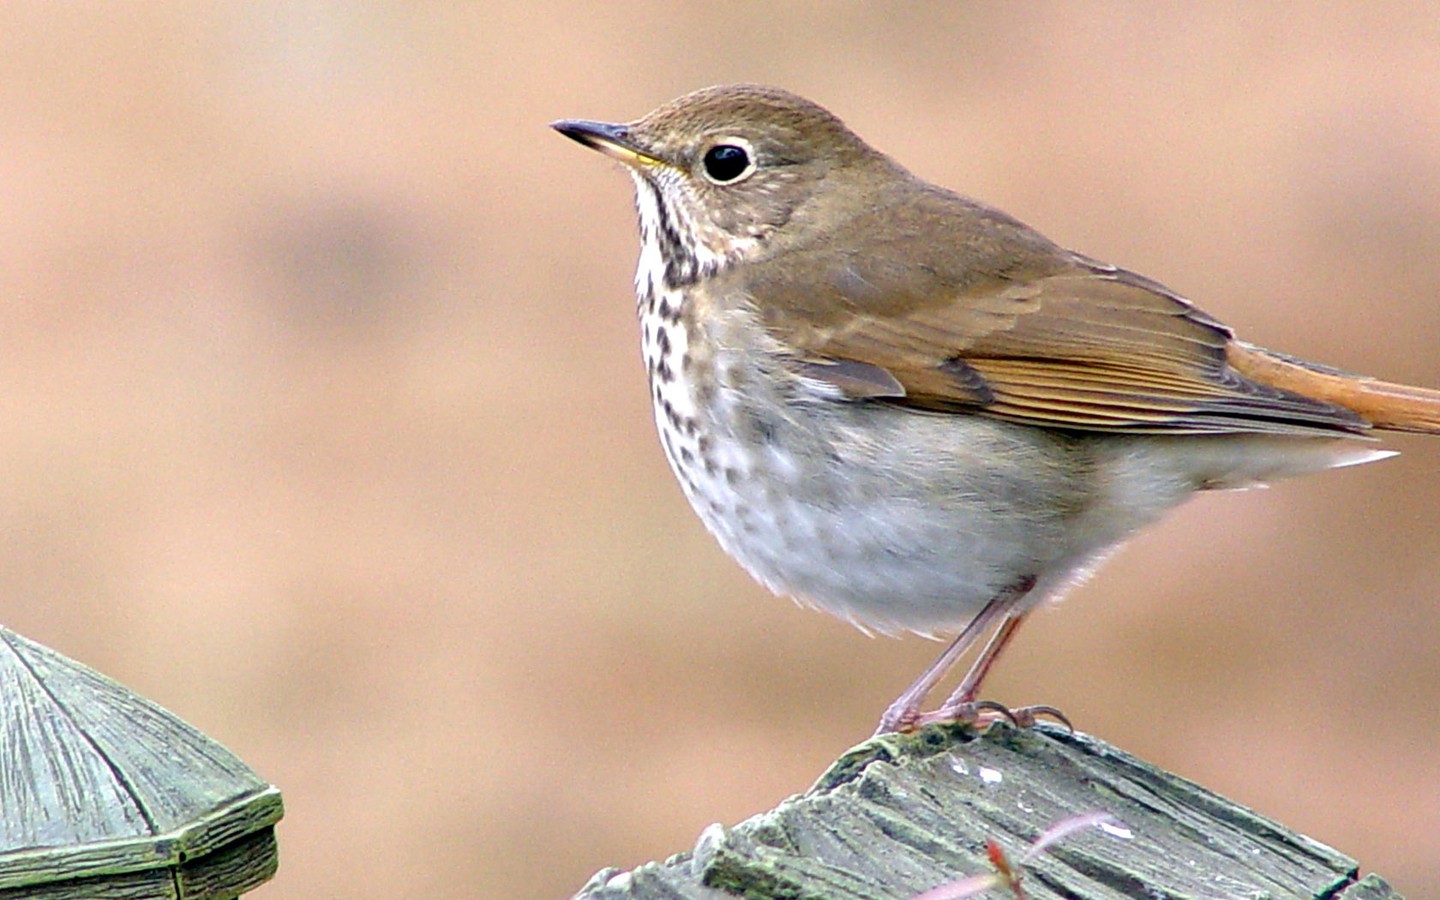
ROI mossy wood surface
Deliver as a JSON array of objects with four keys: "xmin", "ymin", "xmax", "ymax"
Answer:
[
  {"xmin": 578, "ymin": 723, "xmax": 1396, "ymax": 900},
  {"xmin": 0, "ymin": 627, "xmax": 283, "ymax": 899}
]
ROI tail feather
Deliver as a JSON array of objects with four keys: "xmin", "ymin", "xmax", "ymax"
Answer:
[{"xmin": 1228, "ymin": 341, "xmax": 1440, "ymax": 435}]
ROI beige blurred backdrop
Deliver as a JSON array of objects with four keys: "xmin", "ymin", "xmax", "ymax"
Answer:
[{"xmin": 2, "ymin": 4, "xmax": 1438, "ymax": 897}]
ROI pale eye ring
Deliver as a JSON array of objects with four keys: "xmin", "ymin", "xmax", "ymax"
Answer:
[{"xmin": 700, "ymin": 138, "xmax": 756, "ymax": 184}]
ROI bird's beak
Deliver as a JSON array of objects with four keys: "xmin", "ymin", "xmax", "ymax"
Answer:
[{"xmin": 551, "ymin": 119, "xmax": 667, "ymax": 168}]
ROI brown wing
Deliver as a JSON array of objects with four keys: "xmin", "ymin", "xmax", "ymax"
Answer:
[{"xmin": 748, "ymin": 186, "xmax": 1366, "ymax": 436}]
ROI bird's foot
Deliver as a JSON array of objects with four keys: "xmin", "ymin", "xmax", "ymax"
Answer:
[
  {"xmin": 874, "ymin": 700, "xmax": 923, "ymax": 737},
  {"xmin": 907, "ymin": 700, "xmax": 1073, "ymax": 733}
]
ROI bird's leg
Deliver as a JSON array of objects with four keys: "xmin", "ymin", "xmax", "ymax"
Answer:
[
  {"xmin": 874, "ymin": 589, "xmax": 1015, "ymax": 736},
  {"xmin": 918, "ymin": 611, "xmax": 1071, "ymax": 731}
]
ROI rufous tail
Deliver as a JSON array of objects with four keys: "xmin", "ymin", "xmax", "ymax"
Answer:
[{"xmin": 1228, "ymin": 341, "xmax": 1440, "ymax": 434}]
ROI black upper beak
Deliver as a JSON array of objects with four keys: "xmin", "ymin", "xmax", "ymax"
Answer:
[
  {"xmin": 551, "ymin": 119, "xmax": 629, "ymax": 150},
  {"xmin": 551, "ymin": 119, "xmax": 665, "ymax": 167}
]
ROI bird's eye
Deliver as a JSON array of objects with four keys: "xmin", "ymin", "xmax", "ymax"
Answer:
[{"xmin": 701, "ymin": 143, "xmax": 754, "ymax": 183}]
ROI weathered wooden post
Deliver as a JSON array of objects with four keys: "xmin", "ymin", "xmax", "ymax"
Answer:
[
  {"xmin": 0, "ymin": 627, "xmax": 282, "ymax": 899},
  {"xmin": 577, "ymin": 723, "xmax": 1397, "ymax": 899}
]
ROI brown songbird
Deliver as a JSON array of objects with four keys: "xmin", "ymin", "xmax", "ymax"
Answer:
[{"xmin": 553, "ymin": 84, "xmax": 1440, "ymax": 734}]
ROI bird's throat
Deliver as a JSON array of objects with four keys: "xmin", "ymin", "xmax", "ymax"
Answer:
[{"xmin": 631, "ymin": 175, "xmax": 708, "ymax": 299}]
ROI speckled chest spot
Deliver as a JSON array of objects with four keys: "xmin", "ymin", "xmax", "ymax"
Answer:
[
  {"xmin": 639, "ymin": 287, "xmax": 703, "ymax": 469},
  {"xmin": 627, "ymin": 169, "xmax": 847, "ymax": 611}
]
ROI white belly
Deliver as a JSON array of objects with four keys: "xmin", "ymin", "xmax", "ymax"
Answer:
[
  {"xmin": 638, "ymin": 298, "xmax": 1361, "ymax": 638},
  {"xmin": 638, "ymin": 290, "xmax": 1086, "ymax": 635}
]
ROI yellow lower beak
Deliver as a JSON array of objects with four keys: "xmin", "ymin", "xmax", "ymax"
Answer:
[{"xmin": 551, "ymin": 119, "xmax": 666, "ymax": 168}]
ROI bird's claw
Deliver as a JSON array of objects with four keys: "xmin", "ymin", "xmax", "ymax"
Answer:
[
  {"xmin": 906, "ymin": 700, "xmax": 1073, "ymax": 733},
  {"xmin": 1007, "ymin": 704, "xmax": 1073, "ymax": 732}
]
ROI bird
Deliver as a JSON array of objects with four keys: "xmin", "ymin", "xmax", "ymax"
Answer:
[{"xmin": 552, "ymin": 84, "xmax": 1440, "ymax": 735}]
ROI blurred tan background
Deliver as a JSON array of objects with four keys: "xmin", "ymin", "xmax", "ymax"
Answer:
[{"xmin": 2, "ymin": 3, "xmax": 1438, "ymax": 897}]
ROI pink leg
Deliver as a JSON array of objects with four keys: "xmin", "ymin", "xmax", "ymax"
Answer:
[
  {"xmin": 874, "ymin": 588, "xmax": 1017, "ymax": 736},
  {"xmin": 946, "ymin": 611, "xmax": 1029, "ymax": 708},
  {"xmin": 917, "ymin": 609, "xmax": 1071, "ymax": 731}
]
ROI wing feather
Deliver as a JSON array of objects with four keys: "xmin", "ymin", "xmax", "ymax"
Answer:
[{"xmin": 745, "ymin": 188, "xmax": 1366, "ymax": 436}]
